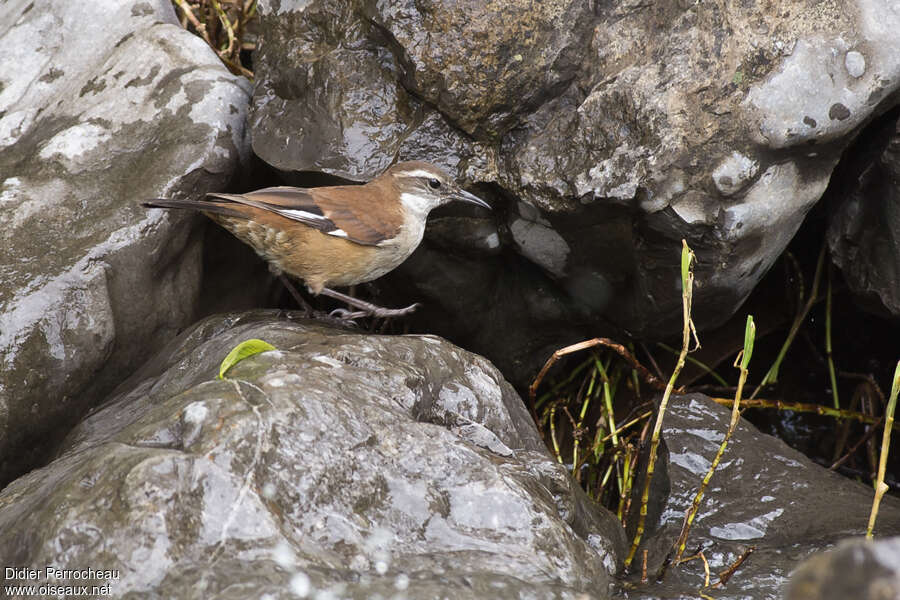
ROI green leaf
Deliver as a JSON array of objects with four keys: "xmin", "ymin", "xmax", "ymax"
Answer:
[
  {"xmin": 680, "ymin": 239, "xmax": 694, "ymax": 290},
  {"xmin": 741, "ymin": 315, "xmax": 756, "ymax": 370},
  {"xmin": 218, "ymin": 339, "xmax": 277, "ymax": 379}
]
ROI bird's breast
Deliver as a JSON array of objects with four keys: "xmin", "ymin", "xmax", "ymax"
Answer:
[
  {"xmin": 209, "ymin": 211, "xmax": 426, "ymax": 290},
  {"xmin": 363, "ymin": 217, "xmax": 426, "ymax": 279}
]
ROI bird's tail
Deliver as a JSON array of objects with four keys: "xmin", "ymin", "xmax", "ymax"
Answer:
[{"xmin": 142, "ymin": 197, "xmax": 244, "ymax": 218}]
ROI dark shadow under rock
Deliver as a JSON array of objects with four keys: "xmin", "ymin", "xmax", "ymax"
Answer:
[
  {"xmin": 0, "ymin": 310, "xmax": 625, "ymax": 599},
  {"xmin": 827, "ymin": 106, "xmax": 900, "ymax": 319}
]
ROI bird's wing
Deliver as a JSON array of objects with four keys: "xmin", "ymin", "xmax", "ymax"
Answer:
[
  {"xmin": 309, "ymin": 186, "xmax": 404, "ymax": 247},
  {"xmin": 207, "ymin": 186, "xmax": 401, "ymax": 247}
]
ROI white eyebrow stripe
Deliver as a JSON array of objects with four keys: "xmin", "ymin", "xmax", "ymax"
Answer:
[{"xmin": 394, "ymin": 169, "xmax": 440, "ymax": 179}]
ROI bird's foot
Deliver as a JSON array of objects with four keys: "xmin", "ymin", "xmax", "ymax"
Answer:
[
  {"xmin": 329, "ymin": 308, "xmax": 369, "ymax": 320},
  {"xmin": 318, "ymin": 287, "xmax": 421, "ymax": 320},
  {"xmin": 366, "ymin": 302, "xmax": 422, "ymax": 318},
  {"xmin": 329, "ymin": 303, "xmax": 421, "ymax": 321}
]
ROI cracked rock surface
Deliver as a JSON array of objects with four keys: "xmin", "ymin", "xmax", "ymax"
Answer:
[{"xmin": 0, "ymin": 311, "xmax": 625, "ymax": 599}]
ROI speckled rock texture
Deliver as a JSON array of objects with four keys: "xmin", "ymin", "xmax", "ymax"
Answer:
[
  {"xmin": 249, "ymin": 0, "xmax": 900, "ymax": 385},
  {"xmin": 626, "ymin": 394, "xmax": 900, "ymax": 599},
  {"xmin": 0, "ymin": 311, "xmax": 625, "ymax": 599},
  {"xmin": 786, "ymin": 536, "xmax": 900, "ymax": 600},
  {"xmin": 0, "ymin": 0, "xmax": 251, "ymax": 486}
]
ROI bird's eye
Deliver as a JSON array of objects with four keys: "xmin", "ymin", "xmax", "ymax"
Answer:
[{"xmin": 428, "ymin": 178, "xmax": 441, "ymax": 190}]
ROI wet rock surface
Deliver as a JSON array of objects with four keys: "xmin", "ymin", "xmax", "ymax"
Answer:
[
  {"xmin": 249, "ymin": 0, "xmax": 900, "ymax": 382},
  {"xmin": 3, "ymin": 331, "xmax": 894, "ymax": 599},
  {"xmin": 786, "ymin": 536, "xmax": 900, "ymax": 600},
  {"xmin": 0, "ymin": 0, "xmax": 251, "ymax": 485},
  {"xmin": 620, "ymin": 394, "xmax": 900, "ymax": 599},
  {"xmin": 2, "ymin": 2, "xmax": 900, "ymax": 598},
  {"xmin": 0, "ymin": 311, "xmax": 625, "ymax": 599}
]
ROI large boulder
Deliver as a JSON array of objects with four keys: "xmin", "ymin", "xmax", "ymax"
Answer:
[
  {"xmin": 248, "ymin": 0, "xmax": 900, "ymax": 386},
  {"xmin": 628, "ymin": 394, "xmax": 900, "ymax": 598},
  {"xmin": 0, "ymin": 311, "xmax": 625, "ymax": 599},
  {"xmin": 0, "ymin": 0, "xmax": 251, "ymax": 485}
]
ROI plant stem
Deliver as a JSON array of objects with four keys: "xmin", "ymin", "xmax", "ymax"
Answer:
[
  {"xmin": 867, "ymin": 360, "xmax": 900, "ymax": 538},
  {"xmin": 672, "ymin": 316, "xmax": 755, "ymax": 565},
  {"xmin": 825, "ymin": 265, "xmax": 840, "ymax": 409},
  {"xmin": 657, "ymin": 342, "xmax": 728, "ymax": 387},
  {"xmin": 549, "ymin": 404, "xmax": 562, "ymax": 464},
  {"xmin": 625, "ymin": 240, "xmax": 696, "ymax": 569},
  {"xmin": 751, "ymin": 243, "xmax": 825, "ymax": 398},
  {"xmin": 707, "ymin": 397, "xmax": 895, "ymax": 428}
]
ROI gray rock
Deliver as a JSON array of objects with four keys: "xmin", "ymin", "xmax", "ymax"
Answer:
[
  {"xmin": 248, "ymin": 0, "xmax": 415, "ymax": 179},
  {"xmin": 711, "ymin": 152, "xmax": 760, "ymax": 198},
  {"xmin": 0, "ymin": 0, "xmax": 251, "ymax": 486},
  {"xmin": 369, "ymin": 0, "xmax": 593, "ymax": 139},
  {"xmin": 786, "ymin": 536, "xmax": 900, "ymax": 600},
  {"xmin": 631, "ymin": 394, "xmax": 900, "ymax": 599},
  {"xmin": 0, "ymin": 311, "xmax": 625, "ymax": 599},
  {"xmin": 247, "ymin": 0, "xmax": 900, "ymax": 384},
  {"xmin": 828, "ymin": 113, "xmax": 900, "ymax": 318}
]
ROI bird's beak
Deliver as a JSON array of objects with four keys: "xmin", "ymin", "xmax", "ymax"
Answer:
[{"xmin": 452, "ymin": 187, "xmax": 491, "ymax": 210}]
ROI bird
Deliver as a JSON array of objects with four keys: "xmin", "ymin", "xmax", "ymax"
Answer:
[{"xmin": 143, "ymin": 161, "xmax": 491, "ymax": 318}]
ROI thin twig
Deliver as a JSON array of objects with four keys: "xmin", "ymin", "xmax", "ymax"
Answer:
[
  {"xmin": 825, "ymin": 264, "xmax": 840, "ymax": 409},
  {"xmin": 751, "ymin": 243, "xmax": 826, "ymax": 398},
  {"xmin": 830, "ymin": 414, "xmax": 885, "ymax": 471},
  {"xmin": 173, "ymin": 0, "xmax": 213, "ymax": 46},
  {"xmin": 549, "ymin": 404, "xmax": 562, "ymax": 464},
  {"xmin": 840, "ymin": 371, "xmax": 888, "ymax": 405},
  {"xmin": 530, "ymin": 338, "xmax": 665, "ymax": 407},
  {"xmin": 641, "ymin": 341, "xmax": 666, "ymax": 381},
  {"xmin": 707, "ymin": 396, "xmax": 895, "ymax": 428},
  {"xmin": 657, "ymin": 342, "xmax": 728, "ymax": 387},
  {"xmin": 598, "ymin": 410, "xmax": 654, "ymax": 444},
  {"xmin": 715, "ymin": 546, "xmax": 755, "ymax": 586}
]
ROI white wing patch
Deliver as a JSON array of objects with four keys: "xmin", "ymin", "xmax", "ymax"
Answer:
[
  {"xmin": 280, "ymin": 209, "xmax": 330, "ymax": 222},
  {"xmin": 326, "ymin": 229, "xmax": 349, "ymax": 239}
]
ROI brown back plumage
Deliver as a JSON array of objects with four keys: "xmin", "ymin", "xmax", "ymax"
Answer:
[{"xmin": 204, "ymin": 182, "xmax": 403, "ymax": 247}]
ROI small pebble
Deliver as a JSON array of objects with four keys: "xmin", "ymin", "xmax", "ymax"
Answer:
[{"xmin": 845, "ymin": 51, "xmax": 865, "ymax": 78}]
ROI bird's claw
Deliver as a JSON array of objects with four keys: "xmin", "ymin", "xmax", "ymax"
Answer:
[
  {"xmin": 329, "ymin": 302, "xmax": 421, "ymax": 320},
  {"xmin": 368, "ymin": 303, "xmax": 421, "ymax": 318},
  {"xmin": 329, "ymin": 308, "xmax": 369, "ymax": 320}
]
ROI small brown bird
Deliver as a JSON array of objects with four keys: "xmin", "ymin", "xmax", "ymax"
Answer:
[{"xmin": 144, "ymin": 161, "xmax": 490, "ymax": 318}]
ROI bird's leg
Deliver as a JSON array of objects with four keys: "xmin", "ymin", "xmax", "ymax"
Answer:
[
  {"xmin": 318, "ymin": 287, "xmax": 421, "ymax": 318},
  {"xmin": 278, "ymin": 274, "xmax": 315, "ymax": 315}
]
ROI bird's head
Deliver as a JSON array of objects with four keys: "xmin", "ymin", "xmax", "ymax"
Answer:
[{"xmin": 383, "ymin": 161, "xmax": 490, "ymax": 218}]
